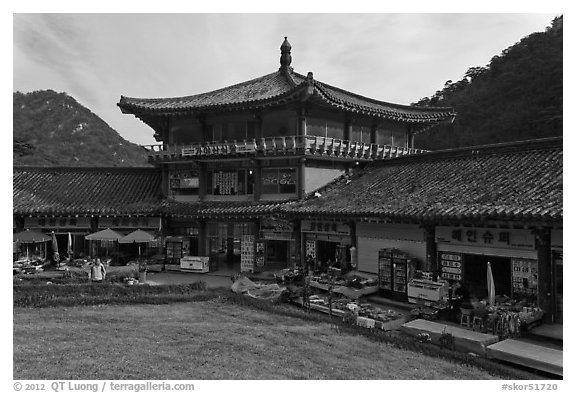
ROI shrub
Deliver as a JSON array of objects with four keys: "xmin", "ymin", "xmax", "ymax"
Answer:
[
  {"xmin": 416, "ymin": 332, "xmax": 432, "ymax": 344},
  {"xmin": 439, "ymin": 328, "xmax": 455, "ymax": 350}
]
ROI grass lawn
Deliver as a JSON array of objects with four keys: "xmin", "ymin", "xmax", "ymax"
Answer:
[{"xmin": 14, "ymin": 299, "xmax": 513, "ymax": 380}]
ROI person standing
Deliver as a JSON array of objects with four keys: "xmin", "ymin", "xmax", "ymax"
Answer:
[{"xmin": 89, "ymin": 258, "xmax": 106, "ymax": 283}]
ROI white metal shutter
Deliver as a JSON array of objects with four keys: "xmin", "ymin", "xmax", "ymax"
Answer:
[{"xmin": 357, "ymin": 237, "xmax": 426, "ymax": 274}]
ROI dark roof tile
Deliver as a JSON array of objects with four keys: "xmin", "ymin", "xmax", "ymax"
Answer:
[
  {"xmin": 283, "ymin": 137, "xmax": 563, "ymax": 223},
  {"xmin": 13, "ymin": 167, "xmax": 163, "ymax": 216}
]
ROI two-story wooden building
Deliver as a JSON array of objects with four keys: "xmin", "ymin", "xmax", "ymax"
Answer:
[{"xmin": 117, "ymin": 38, "xmax": 455, "ymax": 272}]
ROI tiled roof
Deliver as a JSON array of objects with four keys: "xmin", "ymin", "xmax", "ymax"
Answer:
[
  {"xmin": 13, "ymin": 167, "xmax": 163, "ymax": 216},
  {"xmin": 118, "ymin": 69, "xmax": 454, "ymax": 122},
  {"xmin": 283, "ymin": 137, "xmax": 563, "ymax": 223},
  {"xmin": 160, "ymin": 200, "xmax": 287, "ymax": 218}
]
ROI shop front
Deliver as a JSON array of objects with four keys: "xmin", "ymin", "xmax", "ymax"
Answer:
[
  {"xmin": 435, "ymin": 225, "xmax": 539, "ymax": 304},
  {"xmin": 551, "ymin": 229, "xmax": 563, "ymax": 323},
  {"xmin": 301, "ymin": 219, "xmax": 352, "ymax": 273},
  {"xmin": 356, "ymin": 222, "xmax": 426, "ymax": 274},
  {"xmin": 207, "ymin": 221, "xmax": 257, "ymax": 273},
  {"xmin": 23, "ymin": 216, "xmax": 92, "ymax": 258},
  {"xmin": 259, "ymin": 217, "xmax": 296, "ymax": 271},
  {"xmin": 166, "ymin": 220, "xmax": 200, "ymax": 271}
]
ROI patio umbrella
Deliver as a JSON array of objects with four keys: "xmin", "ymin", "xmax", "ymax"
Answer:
[
  {"xmin": 67, "ymin": 232, "xmax": 73, "ymax": 257},
  {"xmin": 487, "ymin": 261, "xmax": 496, "ymax": 306},
  {"xmin": 119, "ymin": 229, "xmax": 156, "ymax": 257},
  {"xmin": 85, "ymin": 228, "xmax": 124, "ymax": 241},
  {"xmin": 13, "ymin": 229, "xmax": 51, "ymax": 243},
  {"xmin": 85, "ymin": 228, "xmax": 124, "ymax": 260},
  {"xmin": 51, "ymin": 231, "xmax": 60, "ymax": 264},
  {"xmin": 13, "ymin": 229, "xmax": 51, "ymax": 260}
]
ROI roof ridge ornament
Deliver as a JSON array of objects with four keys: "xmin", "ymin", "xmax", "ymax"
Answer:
[{"xmin": 279, "ymin": 36, "xmax": 293, "ymax": 72}]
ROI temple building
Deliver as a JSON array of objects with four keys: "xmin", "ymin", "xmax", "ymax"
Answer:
[
  {"xmin": 13, "ymin": 37, "xmax": 562, "ymax": 324},
  {"xmin": 116, "ymin": 37, "xmax": 455, "ymax": 272}
]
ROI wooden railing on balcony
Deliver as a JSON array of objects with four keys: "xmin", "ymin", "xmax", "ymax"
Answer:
[{"xmin": 143, "ymin": 136, "xmax": 428, "ymax": 162}]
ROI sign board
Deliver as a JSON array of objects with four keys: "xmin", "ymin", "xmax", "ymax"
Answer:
[
  {"xmin": 25, "ymin": 217, "xmax": 90, "ymax": 229},
  {"xmin": 439, "ymin": 252, "xmax": 463, "ymax": 281},
  {"xmin": 182, "ymin": 144, "xmax": 256, "ymax": 157},
  {"xmin": 240, "ymin": 235, "xmax": 255, "ymax": 273},
  {"xmin": 436, "ymin": 226, "xmax": 535, "ymax": 250},
  {"xmin": 511, "ymin": 258, "xmax": 538, "ymax": 296},
  {"xmin": 301, "ymin": 220, "xmax": 350, "ymax": 235}
]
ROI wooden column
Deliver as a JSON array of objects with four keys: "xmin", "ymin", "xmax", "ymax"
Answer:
[
  {"xmin": 535, "ymin": 227, "xmax": 553, "ymax": 323},
  {"xmin": 198, "ymin": 162, "xmax": 207, "ymax": 201},
  {"xmin": 298, "ymin": 105, "xmax": 307, "ymax": 136},
  {"xmin": 298, "ymin": 158, "xmax": 306, "ymax": 200},
  {"xmin": 423, "ymin": 223, "xmax": 437, "ymax": 274},
  {"xmin": 253, "ymin": 160, "xmax": 262, "ymax": 201},
  {"xmin": 254, "ymin": 112, "xmax": 263, "ymax": 139},
  {"xmin": 160, "ymin": 165, "xmax": 170, "ymax": 198},
  {"xmin": 344, "ymin": 116, "xmax": 352, "ymax": 141},
  {"xmin": 370, "ymin": 119, "xmax": 377, "ymax": 145},
  {"xmin": 198, "ymin": 220, "xmax": 208, "ymax": 256}
]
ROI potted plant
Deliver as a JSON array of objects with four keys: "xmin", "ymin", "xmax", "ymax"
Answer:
[{"xmin": 138, "ymin": 260, "xmax": 148, "ymax": 283}]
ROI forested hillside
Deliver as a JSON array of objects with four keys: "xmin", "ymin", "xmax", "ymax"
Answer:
[
  {"xmin": 414, "ymin": 16, "xmax": 562, "ymax": 150},
  {"xmin": 13, "ymin": 90, "xmax": 150, "ymax": 167}
]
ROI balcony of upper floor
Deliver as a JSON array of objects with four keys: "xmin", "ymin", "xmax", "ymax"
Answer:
[{"xmin": 143, "ymin": 135, "xmax": 428, "ymax": 163}]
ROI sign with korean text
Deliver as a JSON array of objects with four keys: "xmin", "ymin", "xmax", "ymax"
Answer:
[
  {"xmin": 511, "ymin": 258, "xmax": 538, "ymax": 296},
  {"xmin": 301, "ymin": 220, "xmax": 350, "ymax": 235},
  {"xmin": 436, "ymin": 226, "xmax": 535, "ymax": 250},
  {"xmin": 182, "ymin": 144, "xmax": 255, "ymax": 157},
  {"xmin": 25, "ymin": 217, "xmax": 90, "ymax": 229},
  {"xmin": 439, "ymin": 252, "xmax": 463, "ymax": 281}
]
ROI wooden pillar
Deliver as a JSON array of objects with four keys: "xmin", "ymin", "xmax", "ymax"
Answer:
[
  {"xmin": 161, "ymin": 165, "xmax": 170, "ymax": 198},
  {"xmin": 198, "ymin": 162, "xmax": 207, "ymax": 201},
  {"xmin": 227, "ymin": 222, "xmax": 235, "ymax": 264},
  {"xmin": 198, "ymin": 220, "xmax": 208, "ymax": 256},
  {"xmin": 344, "ymin": 116, "xmax": 352, "ymax": 141},
  {"xmin": 370, "ymin": 119, "xmax": 377, "ymax": 145},
  {"xmin": 293, "ymin": 219, "xmax": 302, "ymax": 267},
  {"xmin": 535, "ymin": 228, "xmax": 553, "ymax": 323},
  {"xmin": 253, "ymin": 160, "xmax": 262, "ymax": 201},
  {"xmin": 298, "ymin": 158, "xmax": 306, "ymax": 200},
  {"xmin": 254, "ymin": 112, "xmax": 263, "ymax": 139},
  {"xmin": 423, "ymin": 223, "xmax": 437, "ymax": 274},
  {"xmin": 298, "ymin": 106, "xmax": 307, "ymax": 137}
]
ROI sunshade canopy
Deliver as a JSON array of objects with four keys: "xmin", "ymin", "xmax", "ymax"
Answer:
[
  {"xmin": 85, "ymin": 228, "xmax": 124, "ymax": 241},
  {"xmin": 118, "ymin": 229, "xmax": 156, "ymax": 244},
  {"xmin": 13, "ymin": 229, "xmax": 51, "ymax": 244}
]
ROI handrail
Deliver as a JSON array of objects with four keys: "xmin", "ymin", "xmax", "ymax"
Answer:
[{"xmin": 142, "ymin": 135, "xmax": 429, "ymax": 161}]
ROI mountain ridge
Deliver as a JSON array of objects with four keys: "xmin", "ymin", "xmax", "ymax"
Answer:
[{"xmin": 13, "ymin": 89, "xmax": 150, "ymax": 167}]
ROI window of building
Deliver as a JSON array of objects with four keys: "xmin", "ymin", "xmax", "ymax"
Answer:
[
  {"xmin": 307, "ymin": 117, "xmax": 345, "ymax": 139},
  {"xmin": 261, "ymin": 110, "xmax": 297, "ymax": 138},
  {"xmin": 261, "ymin": 168, "xmax": 297, "ymax": 194},
  {"xmin": 207, "ymin": 169, "xmax": 254, "ymax": 195},
  {"xmin": 351, "ymin": 124, "xmax": 372, "ymax": 144},
  {"xmin": 170, "ymin": 169, "xmax": 200, "ymax": 196},
  {"xmin": 208, "ymin": 120, "xmax": 258, "ymax": 142}
]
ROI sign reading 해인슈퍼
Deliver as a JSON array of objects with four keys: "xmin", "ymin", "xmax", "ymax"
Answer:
[{"xmin": 435, "ymin": 226, "xmax": 535, "ymax": 250}]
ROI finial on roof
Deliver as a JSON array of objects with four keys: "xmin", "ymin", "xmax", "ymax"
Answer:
[{"xmin": 280, "ymin": 37, "xmax": 292, "ymax": 70}]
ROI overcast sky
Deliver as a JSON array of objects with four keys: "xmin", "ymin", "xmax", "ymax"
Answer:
[{"xmin": 13, "ymin": 12, "xmax": 559, "ymax": 146}]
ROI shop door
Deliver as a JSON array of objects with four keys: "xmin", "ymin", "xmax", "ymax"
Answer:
[
  {"xmin": 554, "ymin": 252, "xmax": 563, "ymax": 323},
  {"xmin": 265, "ymin": 240, "xmax": 289, "ymax": 269},
  {"xmin": 463, "ymin": 254, "xmax": 511, "ymax": 300}
]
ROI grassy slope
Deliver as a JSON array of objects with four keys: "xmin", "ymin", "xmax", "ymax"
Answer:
[{"xmin": 14, "ymin": 301, "xmax": 502, "ymax": 380}]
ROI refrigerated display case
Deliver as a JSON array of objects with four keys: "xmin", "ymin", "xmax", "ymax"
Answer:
[
  {"xmin": 378, "ymin": 248, "xmax": 417, "ymax": 301},
  {"xmin": 165, "ymin": 237, "xmax": 183, "ymax": 271}
]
